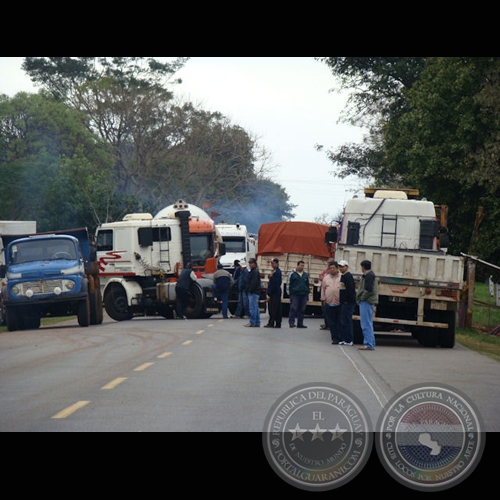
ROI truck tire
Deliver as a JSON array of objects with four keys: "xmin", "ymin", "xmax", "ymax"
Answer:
[
  {"xmin": 104, "ymin": 284, "xmax": 133, "ymax": 322},
  {"xmin": 5, "ymin": 307, "xmax": 20, "ymax": 332},
  {"xmin": 439, "ymin": 311, "xmax": 456, "ymax": 348},
  {"xmin": 90, "ymin": 290, "xmax": 104, "ymax": 325},
  {"xmin": 419, "ymin": 328, "xmax": 438, "ymax": 347},
  {"xmin": 23, "ymin": 316, "xmax": 41, "ymax": 330},
  {"xmin": 184, "ymin": 283, "xmax": 203, "ymax": 319},
  {"xmin": 77, "ymin": 297, "xmax": 90, "ymax": 327}
]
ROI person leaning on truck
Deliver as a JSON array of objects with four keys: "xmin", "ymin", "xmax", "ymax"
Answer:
[
  {"xmin": 356, "ymin": 260, "xmax": 378, "ymax": 351},
  {"xmin": 287, "ymin": 260, "xmax": 310, "ymax": 329},
  {"xmin": 175, "ymin": 262, "xmax": 197, "ymax": 320}
]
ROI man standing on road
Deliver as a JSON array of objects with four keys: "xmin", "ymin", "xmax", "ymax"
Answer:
[
  {"xmin": 265, "ymin": 258, "xmax": 282, "ymax": 328},
  {"xmin": 357, "ymin": 260, "xmax": 378, "ymax": 351},
  {"xmin": 320, "ymin": 261, "xmax": 342, "ymax": 344},
  {"xmin": 234, "ymin": 259, "xmax": 249, "ymax": 318},
  {"xmin": 287, "ymin": 260, "xmax": 310, "ymax": 329},
  {"xmin": 212, "ymin": 263, "xmax": 233, "ymax": 319},
  {"xmin": 338, "ymin": 260, "xmax": 356, "ymax": 346},
  {"xmin": 175, "ymin": 262, "xmax": 197, "ymax": 319},
  {"xmin": 245, "ymin": 258, "xmax": 261, "ymax": 327}
]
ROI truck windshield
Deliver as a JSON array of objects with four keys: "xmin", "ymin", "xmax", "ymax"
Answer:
[
  {"xmin": 9, "ymin": 238, "xmax": 77, "ymax": 264},
  {"xmin": 222, "ymin": 237, "xmax": 246, "ymax": 253},
  {"xmin": 189, "ymin": 234, "xmax": 214, "ymax": 265}
]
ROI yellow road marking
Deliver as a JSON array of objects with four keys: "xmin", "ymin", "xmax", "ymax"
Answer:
[
  {"xmin": 196, "ymin": 330, "xmax": 204, "ymax": 335},
  {"xmin": 158, "ymin": 352, "xmax": 172, "ymax": 358},
  {"xmin": 182, "ymin": 340, "xmax": 192, "ymax": 345},
  {"xmin": 101, "ymin": 377, "xmax": 128, "ymax": 390},
  {"xmin": 51, "ymin": 400, "xmax": 90, "ymax": 419},
  {"xmin": 134, "ymin": 362, "xmax": 154, "ymax": 371}
]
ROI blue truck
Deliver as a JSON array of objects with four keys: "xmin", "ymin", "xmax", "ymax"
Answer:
[{"xmin": 0, "ymin": 228, "xmax": 103, "ymax": 331}]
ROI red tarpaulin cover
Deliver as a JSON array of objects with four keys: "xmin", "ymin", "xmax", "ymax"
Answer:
[{"xmin": 257, "ymin": 221, "xmax": 334, "ymax": 259}]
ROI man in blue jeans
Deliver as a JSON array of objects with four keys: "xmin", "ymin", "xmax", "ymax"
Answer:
[
  {"xmin": 287, "ymin": 260, "xmax": 310, "ymax": 328},
  {"xmin": 212, "ymin": 263, "xmax": 233, "ymax": 319},
  {"xmin": 244, "ymin": 258, "xmax": 261, "ymax": 327},
  {"xmin": 356, "ymin": 260, "xmax": 378, "ymax": 350}
]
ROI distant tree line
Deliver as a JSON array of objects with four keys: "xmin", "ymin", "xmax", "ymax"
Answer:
[{"xmin": 0, "ymin": 57, "xmax": 295, "ymax": 235}]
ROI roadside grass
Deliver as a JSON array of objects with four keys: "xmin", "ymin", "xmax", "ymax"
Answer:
[{"xmin": 456, "ymin": 281, "xmax": 500, "ymax": 362}]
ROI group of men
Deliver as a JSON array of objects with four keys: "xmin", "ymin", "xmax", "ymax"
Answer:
[
  {"xmin": 176, "ymin": 256, "xmax": 378, "ymax": 350},
  {"xmin": 319, "ymin": 259, "xmax": 378, "ymax": 350}
]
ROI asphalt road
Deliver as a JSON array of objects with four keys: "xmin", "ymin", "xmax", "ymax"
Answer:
[{"xmin": 1, "ymin": 312, "xmax": 499, "ymax": 433}]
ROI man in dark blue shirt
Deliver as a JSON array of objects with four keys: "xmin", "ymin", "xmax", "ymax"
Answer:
[{"xmin": 265, "ymin": 258, "xmax": 282, "ymax": 328}]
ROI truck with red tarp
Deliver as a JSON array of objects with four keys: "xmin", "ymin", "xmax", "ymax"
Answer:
[{"xmin": 256, "ymin": 221, "xmax": 337, "ymax": 317}]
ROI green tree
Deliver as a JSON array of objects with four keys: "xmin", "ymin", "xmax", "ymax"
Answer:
[
  {"xmin": 0, "ymin": 91, "xmax": 114, "ymax": 231},
  {"xmin": 22, "ymin": 57, "xmax": 188, "ymax": 101}
]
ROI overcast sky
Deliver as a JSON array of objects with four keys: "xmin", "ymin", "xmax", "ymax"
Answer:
[{"xmin": 0, "ymin": 57, "xmax": 367, "ymax": 222}]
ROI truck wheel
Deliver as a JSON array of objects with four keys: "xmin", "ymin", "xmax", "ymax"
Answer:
[
  {"xmin": 439, "ymin": 312, "xmax": 456, "ymax": 348},
  {"xmin": 78, "ymin": 297, "xmax": 90, "ymax": 327},
  {"xmin": 420, "ymin": 329, "xmax": 438, "ymax": 347},
  {"xmin": 90, "ymin": 290, "xmax": 104, "ymax": 325},
  {"xmin": 184, "ymin": 284, "xmax": 203, "ymax": 319},
  {"xmin": 104, "ymin": 284, "xmax": 133, "ymax": 321},
  {"xmin": 24, "ymin": 316, "xmax": 41, "ymax": 330},
  {"xmin": 5, "ymin": 307, "xmax": 19, "ymax": 332}
]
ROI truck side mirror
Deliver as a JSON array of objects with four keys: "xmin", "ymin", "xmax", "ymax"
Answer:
[
  {"xmin": 325, "ymin": 226, "xmax": 338, "ymax": 245},
  {"xmin": 218, "ymin": 242, "xmax": 226, "ymax": 256}
]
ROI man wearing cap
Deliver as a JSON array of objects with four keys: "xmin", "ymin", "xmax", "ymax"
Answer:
[
  {"xmin": 265, "ymin": 258, "xmax": 282, "ymax": 328},
  {"xmin": 244, "ymin": 257, "xmax": 261, "ymax": 327},
  {"xmin": 338, "ymin": 260, "xmax": 356, "ymax": 346}
]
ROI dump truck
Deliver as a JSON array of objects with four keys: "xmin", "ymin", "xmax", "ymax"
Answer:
[
  {"xmin": 95, "ymin": 199, "xmax": 226, "ymax": 321},
  {"xmin": 0, "ymin": 227, "xmax": 103, "ymax": 331},
  {"xmin": 256, "ymin": 221, "xmax": 337, "ymax": 317},
  {"xmin": 334, "ymin": 188, "xmax": 465, "ymax": 348}
]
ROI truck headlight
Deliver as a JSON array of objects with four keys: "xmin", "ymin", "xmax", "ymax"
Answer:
[
  {"xmin": 12, "ymin": 285, "xmax": 20, "ymax": 295},
  {"xmin": 65, "ymin": 281, "xmax": 75, "ymax": 290}
]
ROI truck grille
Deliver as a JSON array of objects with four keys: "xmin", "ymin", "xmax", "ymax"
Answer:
[{"xmin": 20, "ymin": 280, "xmax": 65, "ymax": 295}]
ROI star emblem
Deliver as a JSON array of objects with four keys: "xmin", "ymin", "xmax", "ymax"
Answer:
[
  {"xmin": 309, "ymin": 423, "xmax": 327, "ymax": 441},
  {"xmin": 288, "ymin": 423, "xmax": 306, "ymax": 441},
  {"xmin": 329, "ymin": 423, "xmax": 347, "ymax": 441}
]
